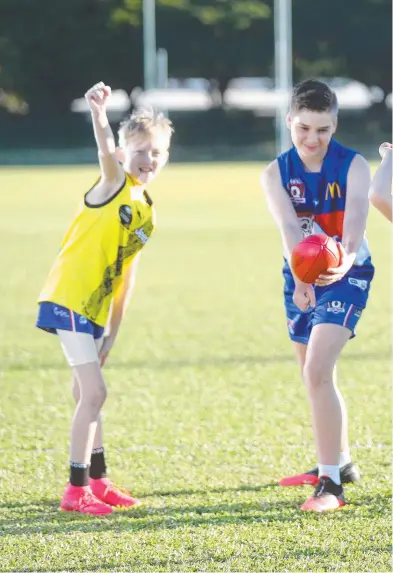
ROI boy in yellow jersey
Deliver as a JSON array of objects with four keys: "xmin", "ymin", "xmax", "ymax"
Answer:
[
  {"xmin": 36, "ymin": 82, "xmax": 173, "ymax": 515},
  {"xmin": 369, "ymin": 142, "xmax": 392, "ymax": 222}
]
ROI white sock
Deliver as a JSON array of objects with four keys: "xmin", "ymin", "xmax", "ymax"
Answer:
[
  {"xmin": 318, "ymin": 464, "xmax": 341, "ymax": 485},
  {"xmin": 339, "ymin": 451, "xmax": 351, "ymax": 468}
]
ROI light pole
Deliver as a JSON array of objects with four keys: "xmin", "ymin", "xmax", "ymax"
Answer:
[
  {"xmin": 274, "ymin": 0, "xmax": 292, "ymax": 154},
  {"xmin": 143, "ymin": 0, "xmax": 156, "ymax": 90}
]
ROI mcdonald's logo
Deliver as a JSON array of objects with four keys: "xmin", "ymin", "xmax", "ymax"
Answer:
[{"xmin": 325, "ymin": 182, "xmax": 342, "ymax": 200}]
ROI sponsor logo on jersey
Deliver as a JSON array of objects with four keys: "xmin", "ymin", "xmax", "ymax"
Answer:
[
  {"xmin": 135, "ymin": 227, "xmax": 149, "ymax": 244},
  {"xmin": 299, "ymin": 216, "xmax": 314, "ymax": 237},
  {"xmin": 53, "ymin": 306, "xmax": 69, "ymax": 318},
  {"xmin": 119, "ymin": 205, "xmax": 132, "ymax": 228},
  {"xmin": 325, "ymin": 182, "xmax": 342, "ymax": 200},
  {"xmin": 348, "ymin": 277, "xmax": 368, "ymax": 291}
]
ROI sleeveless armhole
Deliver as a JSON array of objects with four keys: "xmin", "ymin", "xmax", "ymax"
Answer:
[
  {"xmin": 342, "ymin": 150, "xmax": 358, "ymax": 178},
  {"xmin": 143, "ymin": 190, "xmax": 153, "ymax": 206},
  {"xmin": 84, "ymin": 176, "xmax": 127, "ymax": 208},
  {"xmin": 276, "ymin": 153, "xmax": 289, "ymax": 194}
]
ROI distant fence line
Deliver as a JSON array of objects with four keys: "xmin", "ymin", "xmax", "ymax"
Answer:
[{"xmin": 0, "ymin": 107, "xmax": 391, "ymax": 165}]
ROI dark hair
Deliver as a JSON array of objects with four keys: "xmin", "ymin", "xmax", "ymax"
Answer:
[{"xmin": 290, "ymin": 79, "xmax": 338, "ymax": 115}]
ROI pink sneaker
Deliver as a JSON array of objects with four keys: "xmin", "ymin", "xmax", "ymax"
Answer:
[
  {"xmin": 300, "ymin": 476, "xmax": 345, "ymax": 513},
  {"xmin": 89, "ymin": 477, "xmax": 141, "ymax": 508},
  {"xmin": 60, "ymin": 483, "xmax": 113, "ymax": 515}
]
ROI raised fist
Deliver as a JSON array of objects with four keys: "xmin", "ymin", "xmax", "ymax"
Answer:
[{"xmin": 85, "ymin": 81, "xmax": 112, "ymax": 114}]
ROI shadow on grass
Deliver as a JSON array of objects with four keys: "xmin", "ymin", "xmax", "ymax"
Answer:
[
  {"xmin": 4, "ymin": 351, "xmax": 390, "ymax": 373},
  {"xmin": 0, "ymin": 500, "xmax": 302, "ymax": 537},
  {"xmin": 0, "ymin": 481, "xmax": 305, "ymax": 538},
  {"xmin": 138, "ymin": 482, "xmax": 278, "ymax": 498},
  {"xmin": 0, "ymin": 489, "xmax": 391, "ymax": 539},
  {"xmin": 0, "ymin": 483, "xmax": 278, "ymax": 513}
]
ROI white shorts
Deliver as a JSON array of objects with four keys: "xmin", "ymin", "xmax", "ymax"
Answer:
[{"xmin": 57, "ymin": 330, "xmax": 104, "ymax": 367}]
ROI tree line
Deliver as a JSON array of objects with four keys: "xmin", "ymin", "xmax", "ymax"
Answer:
[{"xmin": 0, "ymin": 0, "xmax": 391, "ymax": 116}]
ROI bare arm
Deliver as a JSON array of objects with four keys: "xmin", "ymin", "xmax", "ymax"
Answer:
[
  {"xmin": 260, "ymin": 160, "xmax": 304, "ymax": 260},
  {"xmin": 106, "ymin": 252, "xmax": 141, "ymax": 339},
  {"xmin": 341, "ymin": 154, "xmax": 371, "ymax": 260},
  {"xmin": 369, "ymin": 146, "xmax": 392, "ymax": 222},
  {"xmin": 99, "ymin": 253, "xmax": 141, "ymax": 366},
  {"xmin": 261, "ymin": 160, "xmax": 316, "ymax": 310},
  {"xmin": 85, "ymin": 82, "xmax": 124, "ymax": 184},
  {"xmin": 316, "ymin": 154, "xmax": 372, "ymax": 286}
]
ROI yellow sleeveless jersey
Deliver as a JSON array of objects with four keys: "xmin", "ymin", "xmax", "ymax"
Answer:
[{"xmin": 38, "ymin": 173, "xmax": 156, "ymax": 327}]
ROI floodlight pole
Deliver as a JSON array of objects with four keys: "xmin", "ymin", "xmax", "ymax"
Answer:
[
  {"xmin": 143, "ymin": 0, "xmax": 156, "ymax": 90},
  {"xmin": 157, "ymin": 48, "xmax": 168, "ymax": 89},
  {"xmin": 274, "ymin": 0, "xmax": 292, "ymax": 155}
]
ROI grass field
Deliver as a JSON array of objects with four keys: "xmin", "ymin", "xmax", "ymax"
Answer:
[{"xmin": 0, "ymin": 163, "xmax": 391, "ymax": 572}]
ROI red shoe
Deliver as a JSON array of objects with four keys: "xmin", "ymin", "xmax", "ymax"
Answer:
[
  {"xmin": 89, "ymin": 477, "xmax": 141, "ymax": 508},
  {"xmin": 301, "ymin": 476, "xmax": 345, "ymax": 512},
  {"xmin": 280, "ymin": 463, "xmax": 360, "ymax": 487},
  {"xmin": 279, "ymin": 467, "xmax": 319, "ymax": 487},
  {"xmin": 60, "ymin": 483, "xmax": 113, "ymax": 515}
]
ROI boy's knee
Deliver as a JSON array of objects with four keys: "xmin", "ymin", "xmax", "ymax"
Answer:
[
  {"xmin": 303, "ymin": 360, "xmax": 332, "ymax": 391},
  {"xmin": 80, "ymin": 384, "xmax": 107, "ymax": 412},
  {"xmin": 74, "ymin": 361, "xmax": 107, "ymax": 410}
]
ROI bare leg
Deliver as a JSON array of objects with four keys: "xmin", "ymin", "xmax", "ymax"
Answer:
[
  {"xmin": 303, "ymin": 324, "xmax": 351, "ymax": 466},
  {"xmin": 70, "ymin": 362, "xmax": 107, "ymax": 463},
  {"xmin": 72, "ymin": 375, "xmax": 104, "ymax": 451},
  {"xmin": 334, "ymin": 370, "xmax": 349, "ymax": 456},
  {"xmin": 293, "ymin": 341, "xmax": 349, "ymax": 457},
  {"xmin": 292, "ymin": 341, "xmax": 307, "ymax": 373}
]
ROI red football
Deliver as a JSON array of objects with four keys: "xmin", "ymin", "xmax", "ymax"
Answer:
[{"xmin": 291, "ymin": 234, "xmax": 340, "ymax": 284}]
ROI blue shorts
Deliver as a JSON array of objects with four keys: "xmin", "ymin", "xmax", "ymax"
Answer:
[
  {"xmin": 283, "ymin": 259, "xmax": 374, "ymax": 344},
  {"xmin": 36, "ymin": 302, "xmax": 105, "ymax": 340}
]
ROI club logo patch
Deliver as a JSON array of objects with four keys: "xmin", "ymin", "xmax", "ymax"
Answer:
[
  {"xmin": 119, "ymin": 205, "xmax": 132, "ymax": 228},
  {"xmin": 327, "ymin": 301, "xmax": 346, "ymax": 314},
  {"xmin": 288, "ymin": 179, "xmax": 306, "ymax": 204}
]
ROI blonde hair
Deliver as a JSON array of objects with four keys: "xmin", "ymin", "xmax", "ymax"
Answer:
[{"xmin": 118, "ymin": 106, "xmax": 174, "ymax": 148}]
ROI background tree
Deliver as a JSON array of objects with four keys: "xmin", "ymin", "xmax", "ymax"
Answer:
[{"xmin": 0, "ymin": 0, "xmax": 390, "ymax": 114}]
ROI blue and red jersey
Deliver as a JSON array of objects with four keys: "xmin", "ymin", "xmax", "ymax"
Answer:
[{"xmin": 277, "ymin": 139, "xmax": 370, "ymax": 265}]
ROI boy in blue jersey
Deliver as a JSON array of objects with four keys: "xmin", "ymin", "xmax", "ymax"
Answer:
[
  {"xmin": 369, "ymin": 142, "xmax": 392, "ymax": 222},
  {"xmin": 261, "ymin": 79, "xmax": 374, "ymax": 512}
]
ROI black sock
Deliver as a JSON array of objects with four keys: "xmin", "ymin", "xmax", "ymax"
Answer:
[
  {"xmin": 70, "ymin": 462, "xmax": 89, "ymax": 486},
  {"xmin": 90, "ymin": 447, "xmax": 107, "ymax": 480}
]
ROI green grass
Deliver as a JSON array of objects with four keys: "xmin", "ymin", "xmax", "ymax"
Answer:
[{"xmin": 0, "ymin": 163, "xmax": 391, "ymax": 572}]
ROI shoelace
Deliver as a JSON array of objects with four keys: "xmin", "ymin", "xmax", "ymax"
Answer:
[
  {"xmin": 314, "ymin": 479, "xmax": 327, "ymax": 498},
  {"xmin": 79, "ymin": 490, "xmax": 103, "ymax": 508},
  {"xmin": 104, "ymin": 482, "xmax": 131, "ymax": 497}
]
